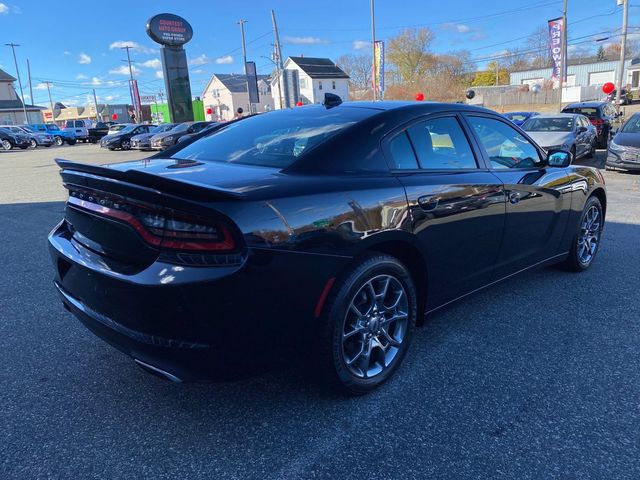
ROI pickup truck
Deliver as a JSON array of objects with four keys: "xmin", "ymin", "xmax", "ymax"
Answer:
[
  {"xmin": 30, "ymin": 124, "xmax": 77, "ymax": 146},
  {"xmin": 87, "ymin": 122, "xmax": 116, "ymax": 143}
]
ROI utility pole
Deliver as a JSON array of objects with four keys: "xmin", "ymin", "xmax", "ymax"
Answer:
[
  {"xmin": 495, "ymin": 62, "xmax": 499, "ymax": 86},
  {"xmin": 5, "ymin": 43, "xmax": 28, "ymax": 123},
  {"xmin": 370, "ymin": 0, "xmax": 377, "ymax": 101},
  {"xmin": 271, "ymin": 9, "xmax": 289, "ymax": 108},
  {"xmin": 43, "ymin": 81, "xmax": 54, "ymax": 123},
  {"xmin": 27, "ymin": 59, "xmax": 34, "ymax": 108},
  {"xmin": 92, "ymin": 89, "xmax": 101, "ymax": 122},
  {"xmin": 238, "ymin": 19, "xmax": 252, "ymax": 114},
  {"xmin": 157, "ymin": 90, "xmax": 165, "ymax": 122},
  {"xmin": 615, "ymin": 0, "xmax": 629, "ymax": 112},
  {"xmin": 121, "ymin": 46, "xmax": 140, "ymax": 122},
  {"xmin": 558, "ymin": 0, "xmax": 567, "ymax": 113}
]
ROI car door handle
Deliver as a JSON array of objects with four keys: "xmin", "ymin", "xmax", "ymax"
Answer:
[
  {"xmin": 508, "ymin": 191, "xmax": 521, "ymax": 204},
  {"xmin": 418, "ymin": 195, "xmax": 439, "ymax": 211}
]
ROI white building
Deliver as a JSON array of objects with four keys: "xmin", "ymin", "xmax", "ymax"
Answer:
[
  {"xmin": 271, "ymin": 56, "xmax": 350, "ymax": 109},
  {"xmin": 201, "ymin": 73, "xmax": 274, "ymax": 122},
  {"xmin": 0, "ymin": 68, "xmax": 45, "ymax": 124}
]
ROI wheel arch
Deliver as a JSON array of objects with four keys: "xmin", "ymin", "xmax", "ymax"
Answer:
[{"xmin": 590, "ymin": 187, "xmax": 607, "ymax": 219}]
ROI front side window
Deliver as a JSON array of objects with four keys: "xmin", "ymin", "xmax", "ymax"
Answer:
[
  {"xmin": 75, "ymin": 121, "xmax": 84, "ymax": 127},
  {"xmin": 467, "ymin": 116, "xmax": 541, "ymax": 169},
  {"xmin": 406, "ymin": 117, "xmax": 477, "ymax": 170},
  {"xmin": 65, "ymin": 121, "xmax": 73, "ymax": 128}
]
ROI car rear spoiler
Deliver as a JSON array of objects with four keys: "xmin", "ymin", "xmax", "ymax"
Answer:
[{"xmin": 55, "ymin": 158, "xmax": 245, "ymax": 202}]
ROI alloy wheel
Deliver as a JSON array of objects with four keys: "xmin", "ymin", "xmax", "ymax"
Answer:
[
  {"xmin": 54, "ymin": 136, "xmax": 63, "ymax": 146},
  {"xmin": 30, "ymin": 139, "xmax": 37, "ymax": 148},
  {"xmin": 2, "ymin": 139, "xmax": 12, "ymax": 150},
  {"xmin": 121, "ymin": 140, "xmax": 131, "ymax": 150},
  {"xmin": 578, "ymin": 205, "xmax": 601, "ymax": 264},
  {"xmin": 342, "ymin": 274, "xmax": 409, "ymax": 379}
]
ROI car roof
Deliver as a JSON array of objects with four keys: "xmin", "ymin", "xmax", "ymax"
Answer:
[
  {"xmin": 564, "ymin": 101, "xmax": 606, "ymax": 108},
  {"xmin": 505, "ymin": 111, "xmax": 537, "ymax": 115},
  {"xmin": 533, "ymin": 113, "xmax": 579, "ymax": 118}
]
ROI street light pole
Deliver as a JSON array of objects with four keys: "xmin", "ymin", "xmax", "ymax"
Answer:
[
  {"xmin": 370, "ymin": 0, "xmax": 377, "ymax": 101},
  {"xmin": 615, "ymin": 0, "xmax": 629, "ymax": 112},
  {"xmin": 271, "ymin": 9, "xmax": 288, "ymax": 108},
  {"xmin": 5, "ymin": 43, "xmax": 28, "ymax": 123}
]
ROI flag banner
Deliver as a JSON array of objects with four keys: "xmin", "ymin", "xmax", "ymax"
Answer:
[
  {"xmin": 374, "ymin": 40, "xmax": 385, "ymax": 95},
  {"xmin": 129, "ymin": 79, "xmax": 142, "ymax": 113},
  {"xmin": 548, "ymin": 17, "xmax": 565, "ymax": 85}
]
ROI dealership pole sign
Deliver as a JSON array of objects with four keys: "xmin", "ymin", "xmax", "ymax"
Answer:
[
  {"xmin": 146, "ymin": 13, "xmax": 194, "ymax": 123},
  {"xmin": 548, "ymin": 17, "xmax": 566, "ymax": 86}
]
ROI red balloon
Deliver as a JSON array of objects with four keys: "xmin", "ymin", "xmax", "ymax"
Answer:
[
  {"xmin": 206, "ymin": 107, "xmax": 213, "ymax": 115},
  {"xmin": 415, "ymin": 92, "xmax": 425, "ymax": 101},
  {"xmin": 296, "ymin": 101, "xmax": 304, "ymax": 106},
  {"xmin": 111, "ymin": 113, "xmax": 118, "ymax": 120},
  {"xmin": 602, "ymin": 82, "xmax": 615, "ymax": 95}
]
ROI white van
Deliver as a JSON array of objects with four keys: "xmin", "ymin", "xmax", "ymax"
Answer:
[{"xmin": 64, "ymin": 119, "xmax": 94, "ymax": 142}]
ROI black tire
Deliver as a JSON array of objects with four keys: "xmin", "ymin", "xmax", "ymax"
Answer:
[
  {"xmin": 30, "ymin": 139, "xmax": 38, "ymax": 148},
  {"xmin": 66, "ymin": 139, "xmax": 77, "ymax": 146},
  {"xmin": 318, "ymin": 254, "xmax": 417, "ymax": 395},
  {"xmin": 563, "ymin": 196, "xmax": 603, "ymax": 272},
  {"xmin": 54, "ymin": 136, "xmax": 63, "ymax": 146}
]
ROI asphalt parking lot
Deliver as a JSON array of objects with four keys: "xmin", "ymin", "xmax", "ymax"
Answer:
[{"xmin": 1, "ymin": 144, "xmax": 639, "ymax": 479}]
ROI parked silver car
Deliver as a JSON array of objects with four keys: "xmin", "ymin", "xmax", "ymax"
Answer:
[{"xmin": 521, "ymin": 113, "xmax": 597, "ymax": 160}]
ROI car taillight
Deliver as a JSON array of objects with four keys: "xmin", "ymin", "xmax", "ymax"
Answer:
[
  {"xmin": 590, "ymin": 119, "xmax": 604, "ymax": 127},
  {"xmin": 67, "ymin": 187, "xmax": 236, "ymax": 252}
]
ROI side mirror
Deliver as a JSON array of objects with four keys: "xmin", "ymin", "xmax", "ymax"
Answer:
[
  {"xmin": 578, "ymin": 126, "xmax": 587, "ymax": 133},
  {"xmin": 547, "ymin": 149, "xmax": 572, "ymax": 168}
]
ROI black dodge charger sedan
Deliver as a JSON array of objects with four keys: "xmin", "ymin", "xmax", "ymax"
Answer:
[{"xmin": 49, "ymin": 99, "xmax": 606, "ymax": 394}]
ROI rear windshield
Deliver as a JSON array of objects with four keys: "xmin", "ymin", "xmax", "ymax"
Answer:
[
  {"xmin": 172, "ymin": 107, "xmax": 374, "ymax": 168},
  {"xmin": 563, "ymin": 107, "xmax": 599, "ymax": 118},
  {"xmin": 523, "ymin": 117, "xmax": 573, "ymax": 132},
  {"xmin": 505, "ymin": 113, "xmax": 529, "ymax": 122}
]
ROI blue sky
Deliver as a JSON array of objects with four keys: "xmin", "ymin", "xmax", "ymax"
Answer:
[{"xmin": 0, "ymin": 0, "xmax": 637, "ymax": 107}]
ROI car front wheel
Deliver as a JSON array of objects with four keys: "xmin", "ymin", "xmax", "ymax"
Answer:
[
  {"xmin": 564, "ymin": 196, "xmax": 603, "ymax": 271},
  {"xmin": 319, "ymin": 254, "xmax": 417, "ymax": 395},
  {"xmin": 30, "ymin": 139, "xmax": 38, "ymax": 148},
  {"xmin": 54, "ymin": 136, "xmax": 63, "ymax": 146},
  {"xmin": 121, "ymin": 139, "xmax": 131, "ymax": 150}
]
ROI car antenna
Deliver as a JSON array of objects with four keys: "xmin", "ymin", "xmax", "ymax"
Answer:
[{"xmin": 323, "ymin": 93, "xmax": 342, "ymax": 109}]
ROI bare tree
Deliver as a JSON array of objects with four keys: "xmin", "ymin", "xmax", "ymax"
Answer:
[
  {"xmin": 527, "ymin": 26, "xmax": 551, "ymax": 68},
  {"xmin": 387, "ymin": 28, "xmax": 437, "ymax": 84},
  {"xmin": 336, "ymin": 53, "xmax": 372, "ymax": 98}
]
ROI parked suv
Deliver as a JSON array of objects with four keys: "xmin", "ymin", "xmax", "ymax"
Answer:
[
  {"xmin": 150, "ymin": 121, "xmax": 214, "ymax": 150},
  {"xmin": 562, "ymin": 101, "xmax": 619, "ymax": 148},
  {"xmin": 64, "ymin": 119, "xmax": 93, "ymax": 142},
  {"xmin": 30, "ymin": 124, "xmax": 77, "ymax": 146},
  {"xmin": 0, "ymin": 127, "xmax": 31, "ymax": 150}
]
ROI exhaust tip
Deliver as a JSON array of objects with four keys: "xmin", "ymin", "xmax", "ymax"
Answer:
[{"xmin": 134, "ymin": 358, "xmax": 182, "ymax": 383}]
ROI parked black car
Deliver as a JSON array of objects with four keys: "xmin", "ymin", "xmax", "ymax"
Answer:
[
  {"xmin": 88, "ymin": 122, "xmax": 117, "ymax": 143},
  {"xmin": 150, "ymin": 121, "xmax": 214, "ymax": 150},
  {"xmin": 177, "ymin": 122, "xmax": 220, "ymax": 143},
  {"xmin": 131, "ymin": 123, "xmax": 176, "ymax": 150},
  {"xmin": 562, "ymin": 101, "xmax": 619, "ymax": 148},
  {"xmin": 0, "ymin": 127, "xmax": 31, "ymax": 150},
  {"xmin": 606, "ymin": 112, "xmax": 640, "ymax": 171},
  {"xmin": 49, "ymin": 100, "xmax": 606, "ymax": 394},
  {"xmin": 100, "ymin": 124, "xmax": 156, "ymax": 150}
]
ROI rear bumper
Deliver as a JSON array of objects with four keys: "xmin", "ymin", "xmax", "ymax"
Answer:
[{"xmin": 48, "ymin": 220, "xmax": 350, "ymax": 380}]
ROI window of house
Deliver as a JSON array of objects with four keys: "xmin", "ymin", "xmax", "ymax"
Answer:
[
  {"xmin": 318, "ymin": 81, "xmax": 323, "ymax": 91},
  {"xmin": 406, "ymin": 117, "xmax": 477, "ymax": 170},
  {"xmin": 299, "ymin": 77, "xmax": 308, "ymax": 89},
  {"xmin": 332, "ymin": 81, "xmax": 336, "ymax": 90}
]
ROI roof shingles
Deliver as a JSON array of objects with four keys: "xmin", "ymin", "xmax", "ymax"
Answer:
[{"xmin": 288, "ymin": 57, "xmax": 349, "ymax": 79}]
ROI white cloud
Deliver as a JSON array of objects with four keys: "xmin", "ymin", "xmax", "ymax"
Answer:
[
  {"xmin": 283, "ymin": 36, "xmax": 328, "ymax": 45},
  {"xmin": 109, "ymin": 65, "xmax": 141, "ymax": 76},
  {"xmin": 141, "ymin": 58, "xmax": 161, "ymax": 69},
  {"xmin": 0, "ymin": 3, "xmax": 9, "ymax": 14},
  {"xmin": 353, "ymin": 40, "xmax": 369, "ymax": 50},
  {"xmin": 442, "ymin": 23, "xmax": 471, "ymax": 33},
  {"xmin": 108, "ymin": 41, "xmax": 154, "ymax": 54},
  {"xmin": 191, "ymin": 69, "xmax": 205, "ymax": 74},
  {"xmin": 35, "ymin": 83, "xmax": 50, "ymax": 90},
  {"xmin": 75, "ymin": 74, "xmax": 88, "ymax": 80},
  {"xmin": 63, "ymin": 51, "xmax": 72, "ymax": 56},
  {"xmin": 155, "ymin": 70, "xmax": 164, "ymax": 79},
  {"xmin": 215, "ymin": 55, "xmax": 233, "ymax": 65},
  {"xmin": 90, "ymin": 77, "xmax": 102, "ymax": 86},
  {"xmin": 78, "ymin": 53, "xmax": 92, "ymax": 64},
  {"xmin": 189, "ymin": 54, "xmax": 211, "ymax": 66}
]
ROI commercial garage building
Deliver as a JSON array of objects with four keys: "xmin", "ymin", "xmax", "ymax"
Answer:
[{"xmin": 510, "ymin": 58, "xmax": 640, "ymax": 90}]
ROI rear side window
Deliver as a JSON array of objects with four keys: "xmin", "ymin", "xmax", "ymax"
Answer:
[
  {"xmin": 173, "ymin": 107, "xmax": 375, "ymax": 168},
  {"xmin": 389, "ymin": 132, "xmax": 419, "ymax": 169},
  {"xmin": 75, "ymin": 121, "xmax": 84, "ymax": 127},
  {"xmin": 406, "ymin": 117, "xmax": 477, "ymax": 170},
  {"xmin": 65, "ymin": 121, "xmax": 73, "ymax": 128}
]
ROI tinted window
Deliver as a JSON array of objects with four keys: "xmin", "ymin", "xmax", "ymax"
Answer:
[
  {"xmin": 564, "ymin": 107, "xmax": 599, "ymax": 118},
  {"xmin": 468, "ymin": 116, "xmax": 541, "ymax": 169},
  {"xmin": 621, "ymin": 115, "xmax": 640, "ymax": 133},
  {"xmin": 173, "ymin": 107, "xmax": 375, "ymax": 168},
  {"xmin": 389, "ymin": 132, "xmax": 419, "ymax": 169},
  {"xmin": 407, "ymin": 117, "xmax": 476, "ymax": 170},
  {"xmin": 75, "ymin": 121, "xmax": 84, "ymax": 127}
]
